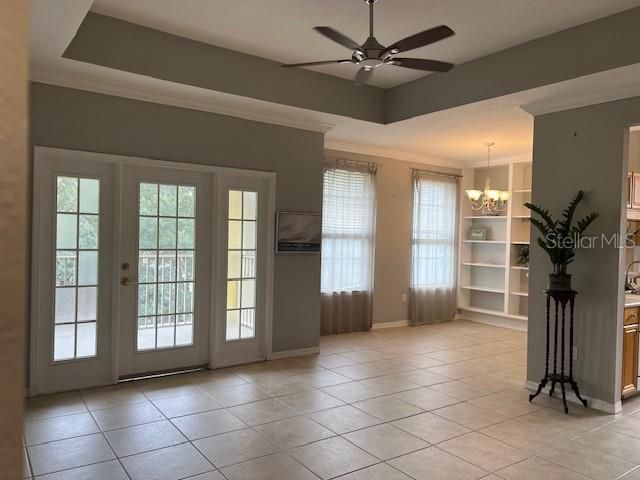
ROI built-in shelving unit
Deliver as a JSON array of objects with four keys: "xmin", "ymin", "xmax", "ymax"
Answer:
[
  {"xmin": 462, "ymin": 240, "xmax": 506, "ymax": 244},
  {"xmin": 457, "ymin": 161, "xmax": 532, "ymax": 330},
  {"xmin": 462, "ymin": 262, "xmax": 505, "ymax": 268}
]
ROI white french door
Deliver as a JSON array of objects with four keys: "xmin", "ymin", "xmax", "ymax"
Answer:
[
  {"xmin": 31, "ymin": 153, "xmax": 116, "ymax": 394},
  {"xmin": 30, "ymin": 147, "xmax": 274, "ymax": 395},
  {"xmin": 117, "ymin": 166, "xmax": 212, "ymax": 377},
  {"xmin": 212, "ymin": 174, "xmax": 272, "ymax": 367}
]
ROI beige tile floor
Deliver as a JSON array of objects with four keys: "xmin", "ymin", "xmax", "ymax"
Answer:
[{"xmin": 22, "ymin": 320, "xmax": 640, "ymax": 479}]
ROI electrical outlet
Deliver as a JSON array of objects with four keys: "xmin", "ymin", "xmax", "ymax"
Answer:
[
  {"xmin": 572, "ymin": 347, "xmax": 578, "ymax": 361},
  {"xmin": 402, "ymin": 293, "xmax": 407, "ymax": 303}
]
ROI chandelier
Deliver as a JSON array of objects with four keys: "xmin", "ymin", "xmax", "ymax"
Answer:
[{"xmin": 465, "ymin": 142, "xmax": 511, "ymax": 214}]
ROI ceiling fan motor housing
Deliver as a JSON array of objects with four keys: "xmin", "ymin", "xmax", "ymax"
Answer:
[{"xmin": 355, "ymin": 36, "xmax": 387, "ymax": 69}]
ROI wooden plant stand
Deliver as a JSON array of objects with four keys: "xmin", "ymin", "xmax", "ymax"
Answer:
[{"xmin": 529, "ymin": 289, "xmax": 588, "ymax": 413}]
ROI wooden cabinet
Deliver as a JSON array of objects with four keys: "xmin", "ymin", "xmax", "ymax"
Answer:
[
  {"xmin": 622, "ymin": 307, "xmax": 640, "ymax": 398},
  {"xmin": 625, "ymin": 307, "xmax": 639, "ymax": 326}
]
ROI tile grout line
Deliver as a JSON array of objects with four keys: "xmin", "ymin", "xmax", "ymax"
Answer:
[{"xmin": 82, "ymin": 392, "xmax": 135, "ymax": 480}]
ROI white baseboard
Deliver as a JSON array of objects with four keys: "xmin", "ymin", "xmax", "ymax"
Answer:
[
  {"xmin": 371, "ymin": 320, "xmax": 410, "ymax": 330},
  {"xmin": 525, "ymin": 380, "xmax": 621, "ymax": 414},
  {"xmin": 456, "ymin": 312, "xmax": 527, "ymax": 332},
  {"xmin": 268, "ymin": 346, "xmax": 320, "ymax": 360}
]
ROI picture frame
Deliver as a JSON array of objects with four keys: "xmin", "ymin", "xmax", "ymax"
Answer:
[
  {"xmin": 469, "ymin": 227, "xmax": 488, "ymax": 240},
  {"xmin": 276, "ymin": 211, "xmax": 322, "ymax": 253}
]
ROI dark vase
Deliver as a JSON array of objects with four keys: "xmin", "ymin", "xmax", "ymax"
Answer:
[{"xmin": 548, "ymin": 273, "xmax": 572, "ymax": 291}]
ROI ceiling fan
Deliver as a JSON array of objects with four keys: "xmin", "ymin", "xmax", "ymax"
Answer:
[{"xmin": 282, "ymin": 0, "xmax": 455, "ymax": 84}]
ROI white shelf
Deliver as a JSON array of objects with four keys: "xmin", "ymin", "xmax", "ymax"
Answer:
[
  {"xmin": 461, "ymin": 285, "xmax": 505, "ymax": 293},
  {"xmin": 458, "ymin": 305, "xmax": 528, "ymax": 322},
  {"xmin": 458, "ymin": 160, "xmax": 532, "ymax": 326},
  {"xmin": 458, "ymin": 305, "xmax": 505, "ymax": 316},
  {"xmin": 462, "ymin": 262, "xmax": 505, "ymax": 268},
  {"xmin": 462, "ymin": 240, "xmax": 506, "ymax": 244}
]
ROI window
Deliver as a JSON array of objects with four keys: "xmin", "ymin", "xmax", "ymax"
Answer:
[
  {"xmin": 137, "ymin": 183, "xmax": 196, "ymax": 350},
  {"xmin": 226, "ymin": 190, "xmax": 258, "ymax": 341},
  {"xmin": 411, "ymin": 173, "xmax": 458, "ymax": 289},
  {"xmin": 321, "ymin": 164, "xmax": 376, "ymax": 292},
  {"xmin": 54, "ymin": 176, "xmax": 100, "ymax": 360}
]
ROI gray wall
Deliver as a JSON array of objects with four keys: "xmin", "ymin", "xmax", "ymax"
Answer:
[
  {"xmin": 387, "ymin": 7, "xmax": 640, "ymax": 122},
  {"xmin": 30, "ymin": 82, "xmax": 324, "ymax": 353},
  {"xmin": 529, "ymin": 96, "xmax": 640, "ymax": 408},
  {"xmin": 65, "ymin": 13, "xmax": 385, "ymax": 123},
  {"xmin": 325, "ymin": 149, "xmax": 461, "ymax": 325}
]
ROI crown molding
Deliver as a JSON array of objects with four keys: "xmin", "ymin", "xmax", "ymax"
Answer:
[
  {"xmin": 521, "ymin": 83, "xmax": 640, "ymax": 116},
  {"xmin": 31, "ymin": 66, "xmax": 336, "ymax": 134},
  {"xmin": 465, "ymin": 153, "xmax": 532, "ymax": 169},
  {"xmin": 324, "ymin": 139, "xmax": 459, "ymax": 168}
]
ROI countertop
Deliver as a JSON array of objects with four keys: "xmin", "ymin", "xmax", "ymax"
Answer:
[{"xmin": 625, "ymin": 294, "xmax": 640, "ymax": 307}]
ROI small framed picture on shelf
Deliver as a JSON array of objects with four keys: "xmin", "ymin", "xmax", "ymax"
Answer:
[{"xmin": 469, "ymin": 227, "xmax": 487, "ymax": 241}]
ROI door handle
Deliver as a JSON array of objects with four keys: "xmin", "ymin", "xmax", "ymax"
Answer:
[{"xmin": 120, "ymin": 276, "xmax": 138, "ymax": 286}]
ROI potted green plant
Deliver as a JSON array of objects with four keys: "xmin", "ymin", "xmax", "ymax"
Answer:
[{"xmin": 524, "ymin": 191, "xmax": 598, "ymax": 291}]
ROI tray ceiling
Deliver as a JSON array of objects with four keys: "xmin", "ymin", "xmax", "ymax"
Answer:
[{"xmin": 92, "ymin": 0, "xmax": 640, "ymax": 88}]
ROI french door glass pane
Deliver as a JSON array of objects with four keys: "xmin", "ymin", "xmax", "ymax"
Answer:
[
  {"xmin": 137, "ymin": 183, "xmax": 195, "ymax": 350},
  {"xmin": 53, "ymin": 176, "xmax": 100, "ymax": 361},
  {"xmin": 226, "ymin": 190, "xmax": 258, "ymax": 340}
]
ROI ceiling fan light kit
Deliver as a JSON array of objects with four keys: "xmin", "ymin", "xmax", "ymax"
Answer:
[{"xmin": 282, "ymin": 0, "xmax": 456, "ymax": 84}]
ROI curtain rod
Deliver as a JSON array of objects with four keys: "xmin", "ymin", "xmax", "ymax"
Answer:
[
  {"xmin": 412, "ymin": 168, "xmax": 462, "ymax": 178},
  {"xmin": 324, "ymin": 156, "xmax": 381, "ymax": 169}
]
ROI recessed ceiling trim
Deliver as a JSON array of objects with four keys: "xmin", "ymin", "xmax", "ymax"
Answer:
[
  {"xmin": 324, "ymin": 139, "xmax": 457, "ymax": 167},
  {"xmin": 31, "ymin": 66, "xmax": 336, "ymax": 134},
  {"xmin": 520, "ymin": 81, "xmax": 640, "ymax": 116}
]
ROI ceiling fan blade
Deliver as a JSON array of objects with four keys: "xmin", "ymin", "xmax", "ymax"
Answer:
[
  {"xmin": 354, "ymin": 68, "xmax": 373, "ymax": 85},
  {"xmin": 391, "ymin": 58, "xmax": 454, "ymax": 72},
  {"xmin": 383, "ymin": 25, "xmax": 454, "ymax": 55},
  {"xmin": 282, "ymin": 60, "xmax": 352, "ymax": 68},
  {"xmin": 313, "ymin": 26, "xmax": 363, "ymax": 52}
]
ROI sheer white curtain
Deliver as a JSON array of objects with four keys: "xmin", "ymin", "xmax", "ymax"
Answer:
[
  {"xmin": 410, "ymin": 170, "xmax": 459, "ymax": 325},
  {"xmin": 321, "ymin": 158, "xmax": 377, "ymax": 334}
]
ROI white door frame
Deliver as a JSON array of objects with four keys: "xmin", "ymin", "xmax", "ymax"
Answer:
[{"xmin": 30, "ymin": 146, "xmax": 275, "ymax": 395}]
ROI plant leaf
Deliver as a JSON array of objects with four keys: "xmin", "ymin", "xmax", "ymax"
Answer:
[
  {"xmin": 529, "ymin": 217, "xmax": 551, "ymax": 237},
  {"xmin": 559, "ymin": 191, "xmax": 584, "ymax": 237},
  {"xmin": 525, "ymin": 202, "xmax": 556, "ymax": 230},
  {"xmin": 575, "ymin": 212, "xmax": 599, "ymax": 234}
]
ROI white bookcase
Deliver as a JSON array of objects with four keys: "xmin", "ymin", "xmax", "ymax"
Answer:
[{"xmin": 457, "ymin": 161, "xmax": 532, "ymax": 330}]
